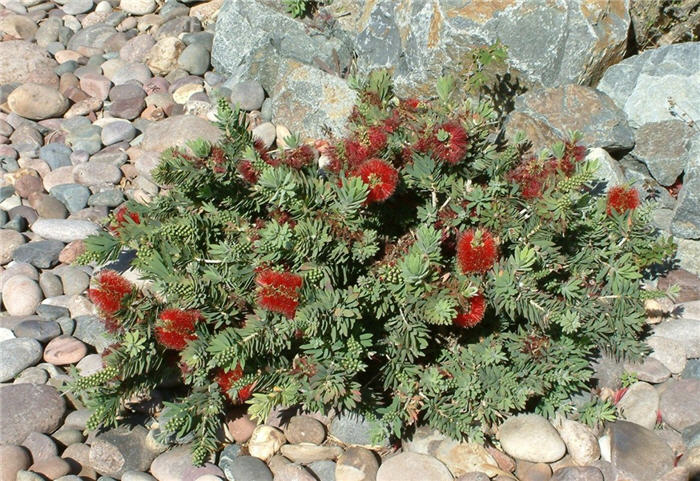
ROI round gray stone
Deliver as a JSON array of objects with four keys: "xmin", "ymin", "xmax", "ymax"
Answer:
[
  {"xmin": 229, "ymin": 80, "xmax": 264, "ymax": 111},
  {"xmin": 101, "ymin": 121, "xmax": 136, "ymax": 146},
  {"xmin": 14, "ymin": 319, "xmax": 61, "ymax": 343},
  {"xmin": 50, "ymin": 184, "xmax": 91, "ymax": 213},
  {"xmin": 30, "ymin": 219, "xmax": 100, "ymax": 243},
  {"xmin": 220, "ymin": 455, "xmax": 272, "ymax": 481},
  {"xmin": 0, "ymin": 337, "xmax": 43, "ymax": 382},
  {"xmin": 178, "ymin": 43, "xmax": 210, "ymax": 76}
]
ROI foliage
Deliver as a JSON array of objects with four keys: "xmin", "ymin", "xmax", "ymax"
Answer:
[
  {"xmin": 282, "ymin": 0, "xmax": 330, "ymax": 18},
  {"xmin": 70, "ymin": 66, "xmax": 675, "ymax": 463}
]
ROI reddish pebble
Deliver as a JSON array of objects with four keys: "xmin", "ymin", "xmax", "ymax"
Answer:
[{"xmin": 44, "ymin": 335, "xmax": 88, "ymax": 365}]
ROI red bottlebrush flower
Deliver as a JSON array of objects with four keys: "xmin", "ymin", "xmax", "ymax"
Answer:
[
  {"xmin": 607, "ymin": 186, "xmax": 640, "ymax": 215},
  {"xmin": 456, "ymin": 229, "xmax": 498, "ymax": 274},
  {"xmin": 367, "ymin": 125, "xmax": 388, "ymax": 155},
  {"xmin": 351, "ymin": 158, "xmax": 399, "ymax": 204},
  {"xmin": 344, "ymin": 138, "xmax": 370, "ymax": 168},
  {"xmin": 256, "ymin": 269, "xmax": 303, "ymax": 318},
  {"xmin": 282, "ymin": 144, "xmax": 315, "ymax": 169},
  {"xmin": 383, "ymin": 110, "xmax": 401, "ymax": 133},
  {"xmin": 430, "ymin": 121, "xmax": 469, "ymax": 165},
  {"xmin": 270, "ymin": 209, "xmax": 297, "ymax": 228},
  {"xmin": 238, "ymin": 159, "xmax": 258, "ymax": 183},
  {"xmin": 88, "ymin": 270, "xmax": 132, "ymax": 319},
  {"xmin": 253, "ymin": 138, "xmax": 275, "ymax": 166},
  {"xmin": 210, "ymin": 146, "xmax": 227, "ymax": 174},
  {"xmin": 453, "ymin": 293, "xmax": 486, "ymax": 328},
  {"xmin": 115, "ymin": 206, "xmax": 140, "ymax": 226},
  {"xmin": 155, "ymin": 308, "xmax": 202, "ymax": 350},
  {"xmin": 570, "ymin": 144, "xmax": 586, "ymax": 163},
  {"xmin": 403, "ymin": 98, "xmax": 421, "ymax": 111},
  {"xmin": 507, "ymin": 155, "xmax": 558, "ymax": 200},
  {"xmin": 215, "ymin": 365, "xmax": 253, "ymax": 402}
]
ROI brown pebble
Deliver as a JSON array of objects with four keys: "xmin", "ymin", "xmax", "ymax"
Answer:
[
  {"xmin": 29, "ymin": 456, "xmax": 71, "ymax": 479},
  {"xmin": 43, "ymin": 335, "xmax": 88, "ymax": 365}
]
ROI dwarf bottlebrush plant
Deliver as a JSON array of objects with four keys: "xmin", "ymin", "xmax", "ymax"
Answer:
[{"xmin": 70, "ymin": 67, "xmax": 676, "ymax": 463}]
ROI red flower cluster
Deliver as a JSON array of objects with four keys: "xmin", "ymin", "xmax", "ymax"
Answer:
[
  {"xmin": 606, "ymin": 186, "xmax": 640, "ymax": 215},
  {"xmin": 155, "ymin": 309, "xmax": 202, "ymax": 350},
  {"xmin": 351, "ymin": 158, "xmax": 399, "ymax": 204},
  {"xmin": 214, "ymin": 364, "xmax": 253, "ymax": 402},
  {"xmin": 256, "ymin": 269, "xmax": 303, "ymax": 318},
  {"xmin": 281, "ymin": 144, "xmax": 315, "ymax": 169},
  {"xmin": 402, "ymin": 98, "xmax": 421, "ymax": 111},
  {"xmin": 507, "ymin": 143, "xmax": 587, "ymax": 199},
  {"xmin": 430, "ymin": 121, "xmax": 469, "ymax": 165},
  {"xmin": 367, "ymin": 125, "xmax": 388, "ymax": 155},
  {"xmin": 110, "ymin": 206, "xmax": 140, "ymax": 235},
  {"xmin": 88, "ymin": 270, "xmax": 132, "ymax": 321},
  {"xmin": 457, "ymin": 229, "xmax": 498, "ymax": 274},
  {"xmin": 453, "ymin": 293, "xmax": 486, "ymax": 328},
  {"xmin": 209, "ymin": 146, "xmax": 227, "ymax": 174},
  {"xmin": 238, "ymin": 160, "xmax": 259, "ymax": 183},
  {"xmin": 344, "ymin": 138, "xmax": 371, "ymax": 168}
]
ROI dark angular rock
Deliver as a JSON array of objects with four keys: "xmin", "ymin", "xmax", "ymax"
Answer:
[
  {"xmin": 506, "ymin": 85, "xmax": 634, "ymax": 154},
  {"xmin": 12, "ymin": 240, "xmax": 64, "ymax": 269},
  {"xmin": 609, "ymin": 421, "xmax": 674, "ymax": 481},
  {"xmin": 630, "ymin": 121, "xmax": 696, "ymax": 186},
  {"xmin": 672, "ymin": 155, "xmax": 700, "ymax": 240}
]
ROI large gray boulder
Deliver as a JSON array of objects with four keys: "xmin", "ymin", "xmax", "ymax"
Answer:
[
  {"xmin": 348, "ymin": 0, "xmax": 630, "ymax": 95},
  {"xmin": 505, "ymin": 84, "xmax": 634, "ymax": 153},
  {"xmin": 212, "ymin": 0, "xmax": 632, "ymax": 137},
  {"xmin": 270, "ymin": 63, "xmax": 356, "ymax": 139},
  {"xmin": 672, "ymin": 151, "xmax": 700, "ymax": 240},
  {"xmin": 211, "ymin": 0, "xmax": 354, "ymax": 95},
  {"xmin": 598, "ymin": 42, "xmax": 700, "ymax": 129}
]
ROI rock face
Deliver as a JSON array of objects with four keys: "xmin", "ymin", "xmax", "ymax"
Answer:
[
  {"xmin": 598, "ymin": 42, "xmax": 700, "ymax": 129},
  {"xmin": 609, "ymin": 421, "xmax": 675, "ymax": 481},
  {"xmin": 0, "ymin": 384, "xmax": 66, "ymax": 445},
  {"xmin": 346, "ymin": 0, "xmax": 629, "ymax": 95},
  {"xmin": 212, "ymin": 0, "xmax": 629, "ymax": 134},
  {"xmin": 270, "ymin": 63, "xmax": 357, "ymax": 139},
  {"xmin": 505, "ymin": 84, "xmax": 634, "ymax": 153},
  {"xmin": 671, "ymin": 154, "xmax": 700, "ymax": 240},
  {"xmin": 630, "ymin": 121, "xmax": 697, "ymax": 186},
  {"xmin": 211, "ymin": 0, "xmax": 354, "ymax": 95}
]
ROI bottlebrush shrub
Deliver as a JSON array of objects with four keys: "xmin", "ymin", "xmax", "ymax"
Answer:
[{"xmin": 70, "ymin": 70, "xmax": 676, "ymax": 463}]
